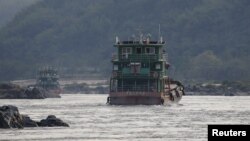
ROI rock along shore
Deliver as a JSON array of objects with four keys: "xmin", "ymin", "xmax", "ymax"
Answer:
[
  {"xmin": 0, "ymin": 105, "xmax": 69, "ymax": 129},
  {"xmin": 0, "ymin": 83, "xmax": 60, "ymax": 99}
]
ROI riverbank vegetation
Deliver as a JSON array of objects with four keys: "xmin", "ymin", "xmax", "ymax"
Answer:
[
  {"xmin": 0, "ymin": 0, "xmax": 249, "ymax": 82},
  {"xmin": 185, "ymin": 81, "xmax": 250, "ymax": 96}
]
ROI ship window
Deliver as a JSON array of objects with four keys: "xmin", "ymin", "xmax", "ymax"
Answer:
[
  {"xmin": 130, "ymin": 62, "xmax": 141, "ymax": 74},
  {"xmin": 156, "ymin": 64, "xmax": 161, "ymax": 69},
  {"xmin": 122, "ymin": 47, "xmax": 132, "ymax": 54},
  {"xmin": 136, "ymin": 47, "xmax": 142, "ymax": 54},
  {"xmin": 122, "ymin": 47, "xmax": 132, "ymax": 59},
  {"xmin": 142, "ymin": 63, "xmax": 149, "ymax": 68},
  {"xmin": 145, "ymin": 47, "xmax": 155, "ymax": 54},
  {"xmin": 113, "ymin": 65, "xmax": 118, "ymax": 70}
]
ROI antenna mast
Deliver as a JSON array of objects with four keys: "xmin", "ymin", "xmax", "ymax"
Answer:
[{"xmin": 158, "ymin": 24, "xmax": 161, "ymax": 42}]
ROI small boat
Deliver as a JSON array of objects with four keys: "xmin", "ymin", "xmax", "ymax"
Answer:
[{"xmin": 35, "ymin": 66, "xmax": 61, "ymax": 96}]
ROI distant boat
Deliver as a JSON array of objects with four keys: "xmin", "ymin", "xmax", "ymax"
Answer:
[
  {"xmin": 35, "ymin": 66, "xmax": 61, "ymax": 95},
  {"xmin": 107, "ymin": 35, "xmax": 185, "ymax": 105}
]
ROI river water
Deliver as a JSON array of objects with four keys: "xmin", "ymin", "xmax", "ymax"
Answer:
[{"xmin": 0, "ymin": 94, "xmax": 250, "ymax": 141}]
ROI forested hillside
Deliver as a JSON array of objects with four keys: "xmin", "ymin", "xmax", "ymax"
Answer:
[
  {"xmin": 0, "ymin": 0, "xmax": 39, "ymax": 27},
  {"xmin": 0, "ymin": 0, "xmax": 249, "ymax": 81}
]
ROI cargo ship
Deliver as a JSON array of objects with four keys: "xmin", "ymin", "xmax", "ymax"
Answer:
[{"xmin": 107, "ymin": 35, "xmax": 185, "ymax": 105}]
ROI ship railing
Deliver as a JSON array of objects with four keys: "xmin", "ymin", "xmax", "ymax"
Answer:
[
  {"xmin": 119, "ymin": 72, "xmax": 150, "ymax": 78},
  {"xmin": 118, "ymin": 40, "xmax": 164, "ymax": 45},
  {"xmin": 112, "ymin": 53, "xmax": 167, "ymax": 62},
  {"xmin": 110, "ymin": 85, "xmax": 157, "ymax": 92},
  {"xmin": 162, "ymin": 53, "xmax": 168, "ymax": 61},
  {"xmin": 37, "ymin": 74, "xmax": 59, "ymax": 78},
  {"xmin": 112, "ymin": 71, "xmax": 165, "ymax": 79},
  {"xmin": 111, "ymin": 53, "xmax": 118, "ymax": 61},
  {"xmin": 119, "ymin": 54, "xmax": 159, "ymax": 61}
]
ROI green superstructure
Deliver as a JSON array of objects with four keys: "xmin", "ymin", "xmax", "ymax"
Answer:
[{"xmin": 108, "ymin": 35, "xmax": 184, "ymax": 105}]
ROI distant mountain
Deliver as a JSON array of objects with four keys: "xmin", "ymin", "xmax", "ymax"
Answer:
[
  {"xmin": 0, "ymin": 0, "xmax": 39, "ymax": 28},
  {"xmin": 0, "ymin": 0, "xmax": 249, "ymax": 81}
]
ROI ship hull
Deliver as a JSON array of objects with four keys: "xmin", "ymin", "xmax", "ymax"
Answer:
[
  {"xmin": 44, "ymin": 88, "xmax": 62, "ymax": 98},
  {"xmin": 108, "ymin": 91, "xmax": 183, "ymax": 105},
  {"xmin": 48, "ymin": 89, "xmax": 61, "ymax": 95}
]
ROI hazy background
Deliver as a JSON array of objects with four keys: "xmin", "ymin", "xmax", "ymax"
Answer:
[
  {"xmin": 0, "ymin": 0, "xmax": 249, "ymax": 81},
  {"xmin": 0, "ymin": 0, "xmax": 39, "ymax": 27}
]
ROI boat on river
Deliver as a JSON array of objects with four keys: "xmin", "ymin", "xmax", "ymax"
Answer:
[
  {"xmin": 35, "ymin": 66, "xmax": 61, "ymax": 95},
  {"xmin": 107, "ymin": 35, "xmax": 185, "ymax": 105}
]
